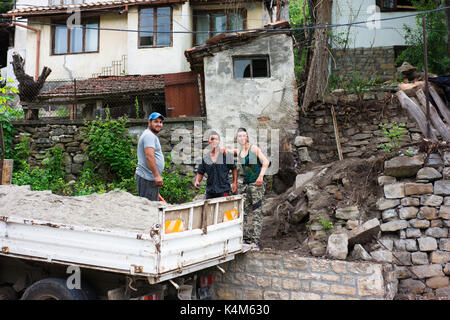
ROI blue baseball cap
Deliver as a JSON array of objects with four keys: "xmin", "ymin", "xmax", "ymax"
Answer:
[{"xmin": 149, "ymin": 112, "xmax": 165, "ymax": 121}]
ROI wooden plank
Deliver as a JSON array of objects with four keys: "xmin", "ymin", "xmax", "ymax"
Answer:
[
  {"xmin": 416, "ymin": 89, "xmax": 450, "ymax": 141},
  {"xmin": 429, "ymin": 85, "xmax": 450, "ymax": 124},
  {"xmin": 396, "ymin": 90, "xmax": 437, "ymax": 139}
]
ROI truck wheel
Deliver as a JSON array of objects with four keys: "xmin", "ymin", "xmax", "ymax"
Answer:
[
  {"xmin": 0, "ymin": 286, "xmax": 18, "ymax": 300},
  {"xmin": 21, "ymin": 278, "xmax": 86, "ymax": 300}
]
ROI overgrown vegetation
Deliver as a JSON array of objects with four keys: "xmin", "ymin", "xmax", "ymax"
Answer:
[
  {"xmin": 396, "ymin": 0, "xmax": 450, "ymax": 74},
  {"xmin": 377, "ymin": 121, "xmax": 409, "ymax": 158},
  {"xmin": 2, "ymin": 87, "xmax": 203, "ymax": 203}
]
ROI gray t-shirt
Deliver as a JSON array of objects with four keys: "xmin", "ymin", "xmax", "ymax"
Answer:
[{"xmin": 136, "ymin": 129, "xmax": 165, "ymax": 181}]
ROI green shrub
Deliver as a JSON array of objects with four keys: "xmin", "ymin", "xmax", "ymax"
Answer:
[
  {"xmin": 82, "ymin": 116, "xmax": 137, "ymax": 181},
  {"xmin": 12, "ymin": 147, "xmax": 67, "ymax": 194}
]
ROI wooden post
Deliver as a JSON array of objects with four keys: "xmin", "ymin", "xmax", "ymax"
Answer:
[
  {"xmin": 331, "ymin": 105, "xmax": 343, "ymax": 161},
  {"xmin": 423, "ymin": 15, "xmax": 431, "ymax": 139}
]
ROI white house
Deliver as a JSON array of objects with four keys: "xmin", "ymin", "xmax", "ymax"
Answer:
[
  {"xmin": 2, "ymin": 0, "xmax": 285, "ymax": 81},
  {"xmin": 330, "ymin": 0, "xmax": 419, "ymax": 80}
]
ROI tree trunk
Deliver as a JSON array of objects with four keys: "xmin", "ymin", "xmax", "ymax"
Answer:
[
  {"xmin": 11, "ymin": 52, "xmax": 52, "ymax": 103},
  {"xmin": 301, "ymin": 0, "xmax": 333, "ymax": 112}
]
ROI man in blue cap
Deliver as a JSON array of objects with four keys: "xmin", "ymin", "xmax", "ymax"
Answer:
[{"xmin": 135, "ymin": 112, "xmax": 165, "ymax": 201}]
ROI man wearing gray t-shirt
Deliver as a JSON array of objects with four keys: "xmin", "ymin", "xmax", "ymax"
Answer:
[{"xmin": 135, "ymin": 112, "xmax": 165, "ymax": 201}]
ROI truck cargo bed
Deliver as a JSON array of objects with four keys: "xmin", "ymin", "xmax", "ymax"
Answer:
[{"xmin": 0, "ymin": 186, "xmax": 244, "ymax": 284}]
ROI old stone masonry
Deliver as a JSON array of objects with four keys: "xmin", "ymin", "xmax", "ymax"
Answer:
[{"xmin": 377, "ymin": 153, "xmax": 450, "ymax": 298}]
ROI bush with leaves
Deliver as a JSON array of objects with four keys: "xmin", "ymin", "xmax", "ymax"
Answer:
[
  {"xmin": 82, "ymin": 116, "xmax": 137, "ymax": 182},
  {"xmin": 12, "ymin": 147, "xmax": 67, "ymax": 194}
]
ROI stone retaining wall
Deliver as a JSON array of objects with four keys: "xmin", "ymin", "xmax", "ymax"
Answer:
[
  {"xmin": 331, "ymin": 47, "xmax": 396, "ymax": 81},
  {"xmin": 211, "ymin": 251, "xmax": 397, "ymax": 300},
  {"xmin": 375, "ymin": 153, "xmax": 450, "ymax": 299},
  {"xmin": 10, "ymin": 117, "xmax": 207, "ymax": 180},
  {"xmin": 297, "ymin": 95, "xmax": 421, "ymax": 164}
]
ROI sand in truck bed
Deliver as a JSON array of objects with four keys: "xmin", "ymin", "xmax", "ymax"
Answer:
[{"xmin": 0, "ymin": 185, "xmax": 165, "ymax": 233}]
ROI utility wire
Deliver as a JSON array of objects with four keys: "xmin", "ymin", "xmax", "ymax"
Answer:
[{"xmin": 0, "ymin": 5, "xmax": 448, "ymax": 34}]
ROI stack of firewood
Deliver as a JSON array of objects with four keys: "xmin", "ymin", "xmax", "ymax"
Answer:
[{"xmin": 396, "ymin": 80, "xmax": 450, "ymax": 142}]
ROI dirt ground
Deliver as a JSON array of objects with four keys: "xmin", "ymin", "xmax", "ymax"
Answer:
[{"xmin": 258, "ymin": 156, "xmax": 385, "ymax": 254}]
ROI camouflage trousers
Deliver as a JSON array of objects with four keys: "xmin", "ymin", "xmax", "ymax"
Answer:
[{"xmin": 239, "ymin": 181, "xmax": 265, "ymax": 245}]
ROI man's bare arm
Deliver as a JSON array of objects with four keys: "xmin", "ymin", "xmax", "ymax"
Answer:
[{"xmin": 145, "ymin": 147, "xmax": 163, "ymax": 186}]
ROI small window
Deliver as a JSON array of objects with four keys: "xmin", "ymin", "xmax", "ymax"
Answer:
[
  {"xmin": 376, "ymin": 0, "xmax": 415, "ymax": 12},
  {"xmin": 233, "ymin": 56, "xmax": 270, "ymax": 79},
  {"xmin": 52, "ymin": 18, "xmax": 99, "ymax": 55},
  {"xmin": 193, "ymin": 9, "xmax": 246, "ymax": 46},
  {"xmin": 139, "ymin": 7, "xmax": 172, "ymax": 48}
]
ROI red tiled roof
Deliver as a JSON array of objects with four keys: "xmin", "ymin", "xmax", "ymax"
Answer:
[
  {"xmin": 185, "ymin": 20, "xmax": 291, "ymax": 63},
  {"xmin": 39, "ymin": 74, "xmax": 165, "ymax": 99},
  {"xmin": 3, "ymin": 0, "xmax": 186, "ymax": 18}
]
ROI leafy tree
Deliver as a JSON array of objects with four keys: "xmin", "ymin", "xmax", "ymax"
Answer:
[
  {"xmin": 0, "ymin": 0, "xmax": 13, "ymax": 14},
  {"xmin": 396, "ymin": 0, "xmax": 450, "ymax": 74}
]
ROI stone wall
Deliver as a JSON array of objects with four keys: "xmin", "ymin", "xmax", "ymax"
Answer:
[
  {"xmin": 210, "ymin": 251, "xmax": 397, "ymax": 300},
  {"xmin": 297, "ymin": 93, "xmax": 422, "ymax": 164},
  {"xmin": 10, "ymin": 117, "xmax": 207, "ymax": 180},
  {"xmin": 331, "ymin": 47, "xmax": 397, "ymax": 81},
  {"xmin": 375, "ymin": 154, "xmax": 450, "ymax": 299}
]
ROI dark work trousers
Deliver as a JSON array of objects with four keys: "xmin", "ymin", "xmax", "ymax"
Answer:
[
  {"xmin": 135, "ymin": 174, "xmax": 160, "ymax": 201},
  {"xmin": 205, "ymin": 192, "xmax": 230, "ymax": 200}
]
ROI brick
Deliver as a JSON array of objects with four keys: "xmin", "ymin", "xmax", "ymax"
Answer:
[
  {"xmin": 330, "ymin": 284, "xmax": 356, "ymax": 296},
  {"xmin": 420, "ymin": 194, "xmax": 443, "ymax": 206},
  {"xmin": 381, "ymin": 220, "xmax": 408, "ymax": 232},
  {"xmin": 311, "ymin": 281, "xmax": 330, "ymax": 293},
  {"xmin": 357, "ymin": 274, "xmax": 385, "ymax": 296},
  {"xmin": 283, "ymin": 256, "xmax": 309, "ymax": 271},
  {"xmin": 321, "ymin": 274, "xmax": 340, "ymax": 282},
  {"xmin": 404, "ymin": 183, "xmax": 433, "ymax": 195},
  {"xmin": 426, "ymin": 276, "xmax": 449, "ymax": 289},
  {"xmin": 331, "ymin": 261, "xmax": 347, "ymax": 274},
  {"xmin": 291, "ymin": 292, "xmax": 321, "ymax": 300},
  {"xmin": 384, "ymin": 183, "xmax": 405, "ymax": 198},
  {"xmin": 399, "ymin": 207, "xmax": 419, "ymax": 219},
  {"xmin": 409, "ymin": 219, "xmax": 430, "ymax": 229},
  {"xmin": 418, "ymin": 237, "xmax": 438, "ymax": 251},
  {"xmin": 411, "ymin": 252, "xmax": 429, "ymax": 265},
  {"xmin": 401, "ymin": 197, "xmax": 420, "ymax": 206},
  {"xmin": 216, "ymin": 287, "xmax": 237, "ymax": 300},
  {"xmin": 439, "ymin": 206, "xmax": 450, "ymax": 219},
  {"xmin": 410, "ymin": 264, "xmax": 444, "ymax": 278},
  {"xmin": 440, "ymin": 239, "xmax": 450, "ymax": 251},
  {"xmin": 282, "ymin": 279, "xmax": 301, "ymax": 291},
  {"xmin": 243, "ymin": 288, "xmax": 263, "ymax": 300},
  {"xmin": 256, "ymin": 276, "xmax": 272, "ymax": 288},
  {"xmin": 406, "ymin": 228, "xmax": 421, "ymax": 238},
  {"xmin": 418, "ymin": 207, "xmax": 439, "ymax": 220},
  {"xmin": 263, "ymin": 291, "xmax": 290, "ymax": 300},
  {"xmin": 430, "ymin": 251, "xmax": 450, "ymax": 264},
  {"xmin": 399, "ymin": 279, "xmax": 426, "ymax": 294},
  {"xmin": 310, "ymin": 259, "xmax": 330, "ymax": 272},
  {"xmin": 376, "ymin": 198, "xmax": 400, "ymax": 210},
  {"xmin": 425, "ymin": 227, "xmax": 448, "ymax": 238}
]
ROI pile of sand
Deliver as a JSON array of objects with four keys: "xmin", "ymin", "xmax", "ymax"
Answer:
[{"xmin": 0, "ymin": 185, "xmax": 165, "ymax": 233}]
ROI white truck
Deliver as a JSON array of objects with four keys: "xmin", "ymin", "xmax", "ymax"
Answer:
[{"xmin": 0, "ymin": 186, "xmax": 245, "ymax": 300}]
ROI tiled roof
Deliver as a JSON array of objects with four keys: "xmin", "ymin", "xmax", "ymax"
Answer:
[
  {"xmin": 3, "ymin": 0, "xmax": 186, "ymax": 17},
  {"xmin": 185, "ymin": 20, "xmax": 291, "ymax": 63},
  {"xmin": 38, "ymin": 74, "xmax": 165, "ymax": 99}
]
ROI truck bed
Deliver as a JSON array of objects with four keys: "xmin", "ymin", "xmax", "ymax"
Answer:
[{"xmin": 0, "ymin": 186, "xmax": 244, "ymax": 284}]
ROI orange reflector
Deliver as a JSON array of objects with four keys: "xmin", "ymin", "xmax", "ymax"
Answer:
[
  {"xmin": 223, "ymin": 209, "xmax": 238, "ymax": 222},
  {"xmin": 143, "ymin": 294, "xmax": 158, "ymax": 300},
  {"xmin": 165, "ymin": 220, "xmax": 185, "ymax": 234}
]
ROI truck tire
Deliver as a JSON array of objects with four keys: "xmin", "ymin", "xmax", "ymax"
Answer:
[
  {"xmin": 21, "ymin": 278, "xmax": 86, "ymax": 300},
  {"xmin": 0, "ymin": 286, "xmax": 18, "ymax": 300}
]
